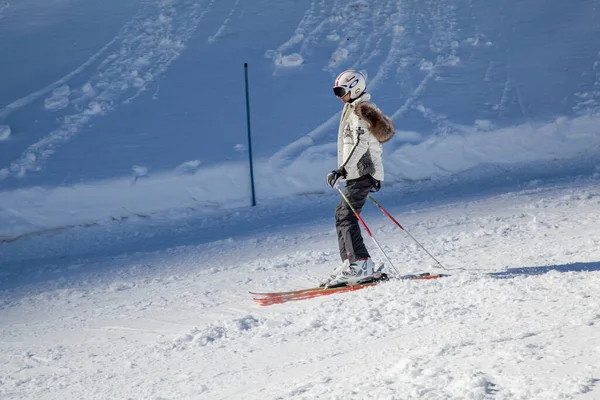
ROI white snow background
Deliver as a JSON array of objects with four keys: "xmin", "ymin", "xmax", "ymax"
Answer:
[{"xmin": 1, "ymin": 0, "xmax": 600, "ymax": 399}]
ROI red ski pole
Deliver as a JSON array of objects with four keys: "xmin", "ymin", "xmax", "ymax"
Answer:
[{"xmin": 368, "ymin": 195, "xmax": 448, "ymax": 271}]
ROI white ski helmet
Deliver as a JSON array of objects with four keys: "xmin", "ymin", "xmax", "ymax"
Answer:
[{"xmin": 333, "ymin": 70, "xmax": 367, "ymax": 100}]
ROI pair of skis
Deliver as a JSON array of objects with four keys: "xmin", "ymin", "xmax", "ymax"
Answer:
[
  {"xmin": 250, "ymin": 273, "xmax": 445, "ymax": 306},
  {"xmin": 250, "ymin": 194, "xmax": 449, "ymax": 306}
]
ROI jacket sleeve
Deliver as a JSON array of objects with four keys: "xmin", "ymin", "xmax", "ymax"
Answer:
[{"xmin": 339, "ymin": 118, "xmax": 370, "ymax": 175}]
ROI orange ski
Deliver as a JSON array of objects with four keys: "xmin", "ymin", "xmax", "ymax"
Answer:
[
  {"xmin": 251, "ymin": 273, "xmax": 447, "ymax": 306},
  {"xmin": 252, "ymin": 283, "xmax": 377, "ymax": 306}
]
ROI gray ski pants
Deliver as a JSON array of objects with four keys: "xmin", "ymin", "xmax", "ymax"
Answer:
[{"xmin": 335, "ymin": 175, "xmax": 376, "ymax": 263}]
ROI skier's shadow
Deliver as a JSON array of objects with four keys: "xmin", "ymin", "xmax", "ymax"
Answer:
[{"xmin": 489, "ymin": 261, "xmax": 600, "ymax": 278}]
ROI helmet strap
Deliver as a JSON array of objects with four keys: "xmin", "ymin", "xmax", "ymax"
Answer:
[{"xmin": 348, "ymin": 90, "xmax": 367, "ymax": 103}]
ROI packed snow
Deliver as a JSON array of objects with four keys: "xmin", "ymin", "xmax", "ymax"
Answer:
[
  {"xmin": 1, "ymin": 0, "xmax": 599, "ymax": 398},
  {"xmin": 1, "ymin": 176, "xmax": 599, "ymax": 399}
]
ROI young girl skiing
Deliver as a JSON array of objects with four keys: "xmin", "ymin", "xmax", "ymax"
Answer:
[{"xmin": 322, "ymin": 70, "xmax": 395, "ymax": 287}]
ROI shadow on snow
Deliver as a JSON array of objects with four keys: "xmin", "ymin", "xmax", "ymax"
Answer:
[{"xmin": 489, "ymin": 261, "xmax": 600, "ymax": 278}]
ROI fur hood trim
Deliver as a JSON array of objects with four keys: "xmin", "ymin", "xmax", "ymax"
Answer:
[{"xmin": 354, "ymin": 102, "xmax": 394, "ymax": 143}]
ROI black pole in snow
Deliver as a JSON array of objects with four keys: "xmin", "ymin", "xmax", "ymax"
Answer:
[{"xmin": 244, "ymin": 63, "xmax": 257, "ymax": 206}]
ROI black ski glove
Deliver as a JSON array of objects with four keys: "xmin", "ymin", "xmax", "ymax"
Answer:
[{"xmin": 326, "ymin": 168, "xmax": 347, "ymax": 188}]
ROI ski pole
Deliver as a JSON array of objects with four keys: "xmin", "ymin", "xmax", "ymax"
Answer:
[
  {"xmin": 368, "ymin": 195, "xmax": 448, "ymax": 271},
  {"xmin": 336, "ymin": 187, "xmax": 400, "ymax": 276}
]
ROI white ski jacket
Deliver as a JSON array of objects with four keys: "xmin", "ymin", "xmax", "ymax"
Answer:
[{"xmin": 336, "ymin": 93, "xmax": 395, "ymax": 182}]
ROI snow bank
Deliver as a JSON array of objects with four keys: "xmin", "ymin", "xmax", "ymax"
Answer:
[
  {"xmin": 387, "ymin": 115, "xmax": 600, "ymax": 181},
  {"xmin": 1, "ymin": 114, "xmax": 600, "ymax": 240}
]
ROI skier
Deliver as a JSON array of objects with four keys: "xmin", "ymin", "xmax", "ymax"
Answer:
[{"xmin": 321, "ymin": 70, "xmax": 395, "ymax": 287}]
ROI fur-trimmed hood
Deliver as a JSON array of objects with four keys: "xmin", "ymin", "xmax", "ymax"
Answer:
[{"xmin": 354, "ymin": 102, "xmax": 395, "ymax": 143}]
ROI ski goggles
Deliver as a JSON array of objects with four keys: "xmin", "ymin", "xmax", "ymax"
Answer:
[{"xmin": 333, "ymin": 86, "xmax": 349, "ymax": 97}]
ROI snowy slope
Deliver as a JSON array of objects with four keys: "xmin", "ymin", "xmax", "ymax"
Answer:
[
  {"xmin": 1, "ymin": 1, "xmax": 600, "ymax": 398},
  {"xmin": 1, "ymin": 175, "xmax": 599, "ymax": 399},
  {"xmin": 1, "ymin": 0, "xmax": 600, "ymax": 239}
]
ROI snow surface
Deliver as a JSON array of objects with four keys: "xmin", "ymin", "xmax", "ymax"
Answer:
[
  {"xmin": 1, "ymin": 0, "xmax": 600, "ymax": 398},
  {"xmin": 1, "ymin": 0, "xmax": 600, "ymax": 238},
  {"xmin": 1, "ymin": 176, "xmax": 599, "ymax": 399}
]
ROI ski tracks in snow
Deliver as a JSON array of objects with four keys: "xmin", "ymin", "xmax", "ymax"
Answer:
[
  {"xmin": 0, "ymin": 0, "xmax": 214, "ymax": 181},
  {"xmin": 269, "ymin": 0, "xmax": 462, "ymax": 167},
  {"xmin": 207, "ymin": 0, "xmax": 240, "ymax": 43}
]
